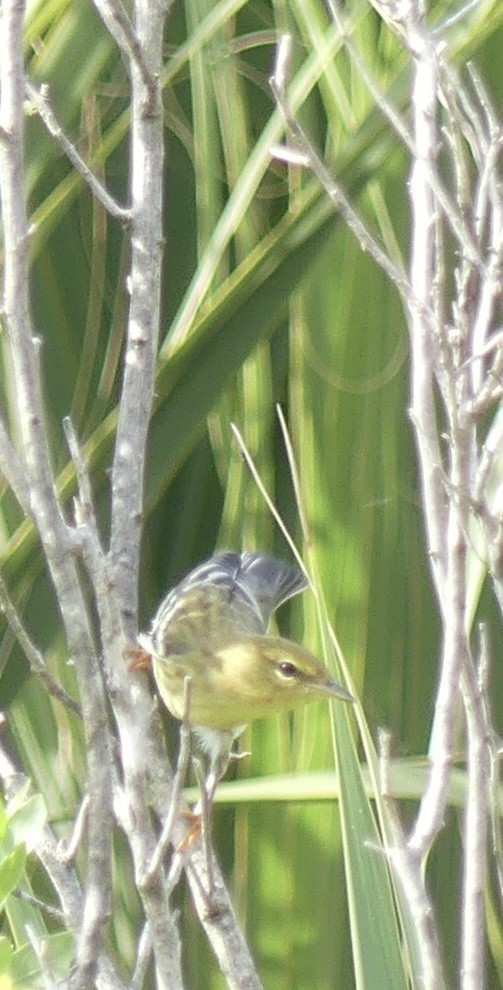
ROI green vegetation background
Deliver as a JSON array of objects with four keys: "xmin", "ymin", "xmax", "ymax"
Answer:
[{"xmin": 1, "ymin": 0, "xmax": 503, "ymax": 987}]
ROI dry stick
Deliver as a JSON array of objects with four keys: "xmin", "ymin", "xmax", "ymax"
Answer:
[
  {"xmin": 110, "ymin": 748, "xmax": 187, "ymax": 990},
  {"xmin": 378, "ymin": 730, "xmax": 447, "ymax": 990},
  {"xmin": 144, "ymin": 676, "xmax": 194, "ymax": 884},
  {"xmin": 277, "ymin": 407, "xmax": 445, "ymax": 990},
  {"xmin": 191, "ymin": 757, "xmax": 217, "ymax": 895},
  {"xmin": 157, "ymin": 684, "xmax": 261, "ymax": 986},
  {"xmin": 0, "ymin": 572, "xmax": 81, "ymax": 716},
  {"xmin": 91, "ymin": 0, "xmax": 155, "ymax": 93},
  {"xmin": 470, "ymin": 330, "xmax": 503, "ymax": 416},
  {"xmin": 477, "ymin": 401, "xmax": 503, "ymax": 621},
  {"xmin": 0, "ymin": 414, "xmax": 32, "ymax": 516},
  {"xmin": 67, "ymin": 419, "xmax": 185, "ymax": 988},
  {"xmin": 108, "ymin": 0, "xmax": 167, "ymax": 625},
  {"xmin": 88, "ymin": 2, "xmax": 185, "ymax": 986},
  {"xmin": 161, "ymin": 788, "xmax": 266, "ymax": 990},
  {"xmin": 278, "ymin": 394, "xmax": 441, "ymax": 985},
  {"xmin": 459, "ymin": 66, "xmax": 503, "ymax": 240},
  {"xmin": 13, "ymin": 890, "xmax": 64, "ymax": 923},
  {"xmin": 130, "ymin": 922, "xmax": 153, "ymax": 990},
  {"xmin": 60, "ymin": 795, "xmax": 91, "ymax": 865},
  {"xmin": 0, "ymin": 738, "xmax": 126, "ymax": 990},
  {"xmin": 460, "ymin": 635, "xmax": 491, "ymax": 990},
  {"xmin": 0, "ymin": 5, "xmax": 114, "ymax": 987},
  {"xmin": 87, "ymin": 1, "xmax": 255, "ymax": 985},
  {"xmin": 272, "ymin": 11, "xmax": 453, "ymax": 990},
  {"xmin": 64, "ymin": 423, "xmax": 187, "ymax": 990},
  {"xmin": 471, "ymin": 223, "xmax": 503, "ymax": 389},
  {"xmin": 326, "ymin": 0, "xmax": 483, "ymax": 269},
  {"xmin": 403, "ymin": 2, "xmax": 468, "ymax": 868},
  {"xmin": 483, "ymin": 628, "xmax": 503, "ymax": 920},
  {"xmin": 25, "ymin": 925, "xmax": 59, "ymax": 990},
  {"xmin": 406, "ymin": 19, "xmax": 448, "ymax": 599},
  {"xmin": 401, "ymin": 8, "xmax": 486, "ymax": 990},
  {"xmin": 8, "ymin": 5, "xmax": 261, "ymax": 990},
  {"xmin": 183, "ymin": 852, "xmax": 265, "ymax": 990},
  {"xmin": 440, "ymin": 62, "xmax": 503, "ymax": 393},
  {"xmin": 270, "ymin": 76, "xmax": 411, "ymax": 305},
  {"xmin": 25, "ymin": 83, "xmax": 130, "ymax": 224}
]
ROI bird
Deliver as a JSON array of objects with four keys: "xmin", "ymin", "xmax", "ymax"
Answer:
[{"xmin": 137, "ymin": 551, "xmax": 353, "ymax": 805}]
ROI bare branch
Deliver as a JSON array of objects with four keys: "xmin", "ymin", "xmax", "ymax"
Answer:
[
  {"xmin": 0, "ymin": 5, "xmax": 114, "ymax": 984},
  {"xmin": 0, "ymin": 411, "xmax": 32, "ymax": 515},
  {"xmin": 144, "ymin": 676, "xmax": 193, "ymax": 885},
  {"xmin": 25, "ymin": 83, "xmax": 131, "ymax": 224},
  {"xmin": 459, "ymin": 631, "xmax": 491, "ymax": 990},
  {"xmin": 270, "ymin": 35, "xmax": 412, "ymax": 304},
  {"xmin": 108, "ymin": 0, "xmax": 167, "ymax": 632},
  {"xmin": 378, "ymin": 730, "xmax": 447, "ymax": 990},
  {"xmin": 91, "ymin": 0, "xmax": 157, "ymax": 93},
  {"xmin": 59, "ymin": 795, "xmax": 91, "ymax": 864},
  {"xmin": 406, "ymin": 16, "xmax": 448, "ymax": 598},
  {"xmin": 130, "ymin": 923, "xmax": 153, "ymax": 990},
  {"xmin": 326, "ymin": 0, "xmax": 483, "ymax": 266},
  {"xmin": 0, "ymin": 740, "xmax": 126, "ymax": 990},
  {"xmin": 0, "ymin": 572, "xmax": 81, "ymax": 716}
]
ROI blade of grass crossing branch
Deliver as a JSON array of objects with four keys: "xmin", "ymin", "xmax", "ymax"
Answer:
[
  {"xmin": 333, "ymin": 705, "xmax": 409, "ymax": 990},
  {"xmin": 278, "ymin": 412, "xmax": 409, "ymax": 990}
]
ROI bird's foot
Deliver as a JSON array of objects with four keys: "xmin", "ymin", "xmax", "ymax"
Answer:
[{"xmin": 127, "ymin": 644, "xmax": 152, "ymax": 671}]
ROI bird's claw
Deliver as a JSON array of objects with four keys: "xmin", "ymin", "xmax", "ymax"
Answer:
[{"xmin": 127, "ymin": 644, "xmax": 153, "ymax": 671}]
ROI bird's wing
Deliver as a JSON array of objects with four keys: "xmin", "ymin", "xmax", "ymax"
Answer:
[
  {"xmin": 238, "ymin": 552, "xmax": 308, "ymax": 626},
  {"xmin": 146, "ymin": 552, "xmax": 308, "ymax": 658}
]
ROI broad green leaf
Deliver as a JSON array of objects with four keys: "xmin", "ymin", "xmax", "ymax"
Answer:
[
  {"xmin": 0, "ymin": 848, "xmax": 26, "ymax": 908},
  {"xmin": 8, "ymin": 933, "xmax": 74, "ymax": 990},
  {"xmin": 7, "ymin": 796, "xmax": 47, "ymax": 854},
  {"xmin": 0, "ymin": 937, "xmax": 14, "ymax": 975}
]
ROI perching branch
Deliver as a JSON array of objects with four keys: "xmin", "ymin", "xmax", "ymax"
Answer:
[
  {"xmin": 108, "ymin": 0, "xmax": 168, "ymax": 628},
  {"xmin": 0, "ymin": 4, "xmax": 114, "ymax": 986}
]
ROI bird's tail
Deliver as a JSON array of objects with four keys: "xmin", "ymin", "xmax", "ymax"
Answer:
[{"xmin": 236, "ymin": 552, "xmax": 308, "ymax": 626}]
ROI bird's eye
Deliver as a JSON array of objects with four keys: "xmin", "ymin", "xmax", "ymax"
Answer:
[{"xmin": 277, "ymin": 660, "xmax": 299, "ymax": 679}]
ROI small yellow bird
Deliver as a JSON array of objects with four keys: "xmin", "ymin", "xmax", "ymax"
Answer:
[{"xmin": 138, "ymin": 551, "xmax": 352, "ymax": 800}]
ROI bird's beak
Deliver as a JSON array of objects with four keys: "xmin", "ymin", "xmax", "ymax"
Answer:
[{"xmin": 324, "ymin": 678, "xmax": 354, "ymax": 703}]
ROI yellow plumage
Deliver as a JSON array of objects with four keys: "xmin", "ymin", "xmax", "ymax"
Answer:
[{"xmin": 139, "ymin": 551, "xmax": 352, "ymax": 797}]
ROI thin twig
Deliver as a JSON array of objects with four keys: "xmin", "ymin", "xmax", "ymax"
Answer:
[
  {"xmin": 0, "ymin": 572, "xmax": 82, "ymax": 716},
  {"xmin": 0, "ymin": 741, "xmax": 126, "ymax": 990},
  {"xmin": 378, "ymin": 730, "xmax": 448, "ymax": 990},
  {"xmin": 25, "ymin": 83, "xmax": 131, "ymax": 223},
  {"xmin": 130, "ymin": 922, "xmax": 153, "ymax": 990},
  {"xmin": 0, "ymin": 6, "xmax": 114, "ymax": 983},
  {"xmin": 144, "ymin": 676, "xmax": 194, "ymax": 885},
  {"xmin": 108, "ymin": 0, "xmax": 166, "ymax": 634},
  {"xmin": 13, "ymin": 889, "xmax": 65, "ymax": 922},
  {"xmin": 270, "ymin": 39, "xmax": 412, "ymax": 306},
  {"xmin": 459, "ymin": 630, "xmax": 491, "ymax": 990},
  {"xmin": 62, "ymin": 417, "xmax": 107, "ymax": 573},
  {"xmin": 59, "ymin": 795, "xmax": 90, "ymax": 864},
  {"xmin": 326, "ymin": 0, "xmax": 483, "ymax": 268},
  {"xmin": 91, "ymin": 0, "xmax": 156, "ymax": 95},
  {"xmin": 25, "ymin": 924, "xmax": 59, "ymax": 990},
  {"xmin": 0, "ymin": 413, "xmax": 32, "ymax": 515}
]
